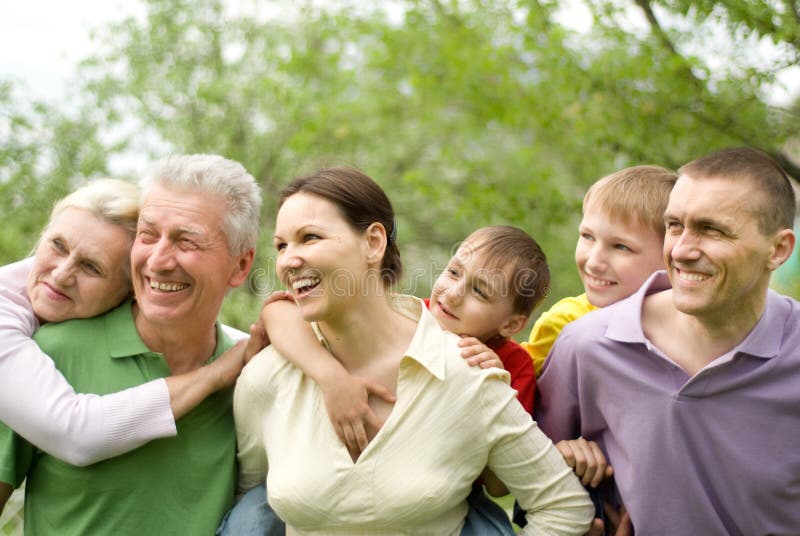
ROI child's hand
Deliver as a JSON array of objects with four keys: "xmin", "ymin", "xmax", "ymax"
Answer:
[
  {"xmin": 319, "ymin": 369, "xmax": 396, "ymax": 456},
  {"xmin": 556, "ymin": 437, "xmax": 613, "ymax": 488},
  {"xmin": 458, "ymin": 336, "xmax": 504, "ymax": 369},
  {"xmin": 244, "ymin": 321, "xmax": 268, "ymax": 363}
]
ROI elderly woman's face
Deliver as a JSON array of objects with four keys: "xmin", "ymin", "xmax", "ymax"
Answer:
[
  {"xmin": 27, "ymin": 207, "xmax": 133, "ymax": 323},
  {"xmin": 274, "ymin": 192, "xmax": 369, "ymax": 322}
]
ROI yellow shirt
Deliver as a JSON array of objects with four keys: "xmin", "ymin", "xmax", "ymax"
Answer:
[
  {"xmin": 522, "ymin": 294, "xmax": 598, "ymax": 377},
  {"xmin": 234, "ymin": 295, "xmax": 593, "ymax": 535}
]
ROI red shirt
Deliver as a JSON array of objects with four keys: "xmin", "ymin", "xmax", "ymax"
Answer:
[{"xmin": 424, "ymin": 298, "xmax": 535, "ymax": 414}]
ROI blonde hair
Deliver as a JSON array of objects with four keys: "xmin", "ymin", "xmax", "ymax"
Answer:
[
  {"xmin": 583, "ymin": 165, "xmax": 678, "ymax": 236},
  {"xmin": 50, "ymin": 178, "xmax": 140, "ymax": 238}
]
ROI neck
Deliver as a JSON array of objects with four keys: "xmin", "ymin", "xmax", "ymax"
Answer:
[
  {"xmin": 132, "ymin": 302, "xmax": 218, "ymax": 374},
  {"xmin": 319, "ymin": 294, "xmax": 413, "ymax": 372},
  {"xmin": 678, "ymin": 295, "xmax": 766, "ymax": 355}
]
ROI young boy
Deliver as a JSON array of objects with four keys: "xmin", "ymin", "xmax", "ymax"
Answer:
[
  {"xmin": 523, "ymin": 165, "xmax": 678, "ymax": 377},
  {"xmin": 219, "ymin": 226, "xmax": 551, "ymax": 535},
  {"xmin": 426, "ymin": 225, "xmax": 549, "ymax": 416},
  {"xmin": 522, "ymin": 165, "xmax": 677, "ymax": 534}
]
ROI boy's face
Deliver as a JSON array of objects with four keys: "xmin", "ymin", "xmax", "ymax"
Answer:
[
  {"xmin": 575, "ymin": 203, "xmax": 665, "ymax": 307},
  {"xmin": 429, "ymin": 243, "xmax": 525, "ymax": 342}
]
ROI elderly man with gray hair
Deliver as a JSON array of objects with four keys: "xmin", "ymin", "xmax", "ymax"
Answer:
[{"xmin": 0, "ymin": 154, "xmax": 261, "ymax": 535}]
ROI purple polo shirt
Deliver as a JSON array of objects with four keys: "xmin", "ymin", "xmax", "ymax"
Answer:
[{"xmin": 536, "ymin": 272, "xmax": 800, "ymax": 535}]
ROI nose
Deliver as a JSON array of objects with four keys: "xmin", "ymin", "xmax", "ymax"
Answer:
[
  {"xmin": 439, "ymin": 276, "xmax": 464, "ymax": 306},
  {"xmin": 146, "ymin": 237, "xmax": 177, "ymax": 273},
  {"xmin": 51, "ymin": 258, "xmax": 77, "ymax": 286},
  {"xmin": 669, "ymin": 229, "xmax": 701, "ymax": 263},
  {"xmin": 276, "ymin": 245, "xmax": 303, "ymax": 279},
  {"xmin": 584, "ymin": 245, "xmax": 607, "ymax": 273}
]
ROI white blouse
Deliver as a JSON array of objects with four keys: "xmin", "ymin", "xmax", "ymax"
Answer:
[{"xmin": 234, "ymin": 295, "xmax": 593, "ymax": 535}]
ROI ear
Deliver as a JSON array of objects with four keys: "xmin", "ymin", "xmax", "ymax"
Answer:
[
  {"xmin": 766, "ymin": 229, "xmax": 795, "ymax": 272},
  {"xmin": 497, "ymin": 313, "xmax": 528, "ymax": 338},
  {"xmin": 228, "ymin": 248, "xmax": 256, "ymax": 288},
  {"xmin": 363, "ymin": 222, "xmax": 388, "ymax": 266}
]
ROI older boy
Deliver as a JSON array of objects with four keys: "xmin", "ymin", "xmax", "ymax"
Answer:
[{"xmin": 523, "ymin": 165, "xmax": 678, "ymax": 376}]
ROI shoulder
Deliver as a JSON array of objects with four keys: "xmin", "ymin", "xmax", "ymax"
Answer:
[
  {"xmin": 0, "ymin": 258, "xmax": 33, "ymax": 295},
  {"xmin": 236, "ymin": 346, "xmax": 299, "ymax": 403},
  {"xmin": 494, "ymin": 339, "xmax": 532, "ymax": 367},
  {"xmin": 538, "ymin": 294, "xmax": 596, "ymax": 324}
]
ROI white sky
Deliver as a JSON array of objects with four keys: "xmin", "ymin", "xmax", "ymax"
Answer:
[
  {"xmin": 0, "ymin": 0, "xmax": 796, "ymax": 106},
  {"xmin": 0, "ymin": 0, "xmax": 145, "ymax": 102}
]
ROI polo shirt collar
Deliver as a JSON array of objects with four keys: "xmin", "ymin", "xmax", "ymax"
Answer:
[
  {"xmin": 105, "ymin": 298, "xmax": 233, "ymax": 360},
  {"xmin": 106, "ymin": 299, "xmax": 151, "ymax": 358},
  {"xmin": 605, "ymin": 271, "xmax": 785, "ymax": 360},
  {"xmin": 605, "ymin": 271, "xmax": 670, "ymax": 344},
  {"xmin": 731, "ymin": 289, "xmax": 786, "ymax": 359}
]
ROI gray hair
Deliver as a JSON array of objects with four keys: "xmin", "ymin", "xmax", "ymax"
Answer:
[{"xmin": 140, "ymin": 154, "xmax": 262, "ymax": 254}]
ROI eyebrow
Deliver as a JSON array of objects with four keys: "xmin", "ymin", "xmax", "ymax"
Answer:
[{"xmin": 140, "ymin": 216, "xmax": 203, "ymax": 237}]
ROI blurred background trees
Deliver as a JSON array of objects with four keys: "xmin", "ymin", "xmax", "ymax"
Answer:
[{"xmin": 2, "ymin": 0, "xmax": 798, "ymax": 330}]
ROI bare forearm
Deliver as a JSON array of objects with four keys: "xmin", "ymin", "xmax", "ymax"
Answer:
[
  {"xmin": 262, "ymin": 300, "xmax": 347, "ymax": 383},
  {"xmin": 165, "ymin": 340, "xmax": 246, "ymax": 420}
]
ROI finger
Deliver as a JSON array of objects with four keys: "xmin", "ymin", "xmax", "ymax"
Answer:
[
  {"xmin": 363, "ymin": 379, "xmax": 396, "ymax": 403},
  {"xmin": 342, "ymin": 425, "xmax": 358, "ymax": 453},
  {"xmin": 458, "ymin": 336, "xmax": 481, "ymax": 345},
  {"xmin": 555, "ymin": 441, "xmax": 576, "ymax": 466},
  {"xmin": 588, "ymin": 442, "xmax": 607, "ymax": 488},
  {"xmin": 353, "ymin": 423, "xmax": 369, "ymax": 453},
  {"xmin": 261, "ymin": 290, "xmax": 294, "ymax": 307}
]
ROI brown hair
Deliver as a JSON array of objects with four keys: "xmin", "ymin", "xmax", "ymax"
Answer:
[
  {"xmin": 279, "ymin": 166, "xmax": 401, "ymax": 285},
  {"xmin": 678, "ymin": 147, "xmax": 796, "ymax": 234},
  {"xmin": 461, "ymin": 225, "xmax": 550, "ymax": 317},
  {"xmin": 583, "ymin": 165, "xmax": 678, "ymax": 237}
]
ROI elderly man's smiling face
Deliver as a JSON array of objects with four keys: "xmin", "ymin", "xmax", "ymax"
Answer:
[{"xmin": 130, "ymin": 184, "xmax": 252, "ymax": 331}]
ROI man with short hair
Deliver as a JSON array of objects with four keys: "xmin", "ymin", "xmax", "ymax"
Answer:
[
  {"xmin": 536, "ymin": 147, "xmax": 800, "ymax": 534},
  {"xmin": 0, "ymin": 154, "xmax": 261, "ymax": 535}
]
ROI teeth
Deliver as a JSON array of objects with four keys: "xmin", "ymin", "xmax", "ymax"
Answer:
[
  {"xmin": 292, "ymin": 277, "xmax": 320, "ymax": 291},
  {"xmin": 585, "ymin": 275, "xmax": 614, "ymax": 287},
  {"xmin": 678, "ymin": 271, "xmax": 709, "ymax": 282},
  {"xmin": 150, "ymin": 280, "xmax": 189, "ymax": 292}
]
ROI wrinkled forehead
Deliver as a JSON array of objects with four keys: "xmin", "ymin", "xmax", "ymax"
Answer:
[{"xmin": 668, "ymin": 174, "xmax": 763, "ymax": 224}]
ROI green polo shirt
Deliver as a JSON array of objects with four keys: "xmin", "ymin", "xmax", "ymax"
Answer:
[{"xmin": 0, "ymin": 299, "xmax": 236, "ymax": 535}]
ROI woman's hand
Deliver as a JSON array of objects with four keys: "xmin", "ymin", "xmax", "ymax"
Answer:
[
  {"xmin": 458, "ymin": 337, "xmax": 503, "ymax": 369},
  {"xmin": 319, "ymin": 368, "xmax": 395, "ymax": 456},
  {"xmin": 555, "ymin": 437, "xmax": 613, "ymax": 488}
]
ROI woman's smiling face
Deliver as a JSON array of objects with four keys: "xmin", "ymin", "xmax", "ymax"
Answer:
[{"xmin": 274, "ymin": 192, "xmax": 372, "ymax": 323}]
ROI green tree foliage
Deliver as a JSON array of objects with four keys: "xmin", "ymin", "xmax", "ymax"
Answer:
[
  {"xmin": 3, "ymin": 0, "xmax": 798, "ymax": 330},
  {"xmin": 0, "ymin": 80, "xmax": 112, "ymax": 261}
]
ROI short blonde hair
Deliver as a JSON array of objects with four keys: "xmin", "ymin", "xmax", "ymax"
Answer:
[
  {"xmin": 583, "ymin": 165, "xmax": 678, "ymax": 236},
  {"xmin": 50, "ymin": 178, "xmax": 140, "ymax": 238}
]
